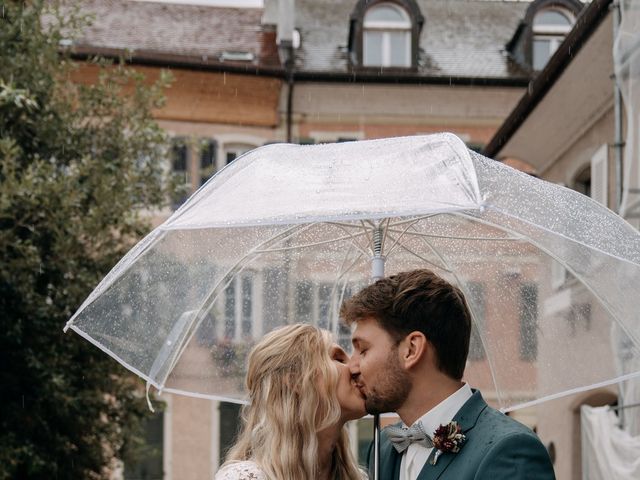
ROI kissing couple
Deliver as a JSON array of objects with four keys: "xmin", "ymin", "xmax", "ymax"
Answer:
[{"xmin": 215, "ymin": 269, "xmax": 555, "ymax": 480}]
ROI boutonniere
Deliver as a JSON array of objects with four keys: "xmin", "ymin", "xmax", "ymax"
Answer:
[{"xmin": 430, "ymin": 421, "xmax": 466, "ymax": 465}]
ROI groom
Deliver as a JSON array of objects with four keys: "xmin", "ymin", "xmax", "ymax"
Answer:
[{"xmin": 341, "ymin": 269, "xmax": 555, "ymax": 480}]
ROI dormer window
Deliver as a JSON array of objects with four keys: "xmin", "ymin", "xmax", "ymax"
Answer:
[
  {"xmin": 505, "ymin": 0, "xmax": 582, "ymax": 73},
  {"xmin": 348, "ymin": 0, "xmax": 424, "ymax": 70},
  {"xmin": 363, "ymin": 3, "xmax": 411, "ymax": 67},
  {"xmin": 532, "ymin": 8, "xmax": 574, "ymax": 70}
]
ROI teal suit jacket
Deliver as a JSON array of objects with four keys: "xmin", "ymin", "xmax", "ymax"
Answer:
[{"xmin": 368, "ymin": 390, "xmax": 555, "ymax": 480}]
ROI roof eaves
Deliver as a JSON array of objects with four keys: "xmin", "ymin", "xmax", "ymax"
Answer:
[
  {"xmin": 70, "ymin": 45, "xmax": 530, "ymax": 86},
  {"xmin": 69, "ymin": 46, "xmax": 286, "ymax": 77},
  {"xmin": 291, "ymin": 70, "xmax": 530, "ymax": 87}
]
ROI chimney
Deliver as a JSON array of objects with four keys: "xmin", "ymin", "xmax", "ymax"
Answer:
[
  {"xmin": 277, "ymin": 0, "xmax": 295, "ymax": 48},
  {"xmin": 262, "ymin": 0, "xmax": 297, "ymax": 67}
]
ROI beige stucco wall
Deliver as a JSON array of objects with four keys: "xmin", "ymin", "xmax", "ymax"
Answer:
[
  {"xmin": 541, "ymin": 107, "xmax": 616, "ymax": 206},
  {"xmin": 287, "ymin": 82, "xmax": 525, "ymax": 146},
  {"xmin": 531, "ymin": 103, "xmax": 621, "ymax": 480}
]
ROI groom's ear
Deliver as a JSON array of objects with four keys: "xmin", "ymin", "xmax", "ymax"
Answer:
[{"xmin": 400, "ymin": 332, "xmax": 427, "ymax": 369}]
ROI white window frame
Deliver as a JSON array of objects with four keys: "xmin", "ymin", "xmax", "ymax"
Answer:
[
  {"xmin": 221, "ymin": 270, "xmax": 263, "ymax": 341},
  {"xmin": 532, "ymin": 8, "xmax": 575, "ymax": 70},
  {"xmin": 363, "ymin": 3, "xmax": 412, "ymax": 68}
]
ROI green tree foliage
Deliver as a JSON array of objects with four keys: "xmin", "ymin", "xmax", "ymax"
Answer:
[{"xmin": 0, "ymin": 2, "xmax": 174, "ymax": 478}]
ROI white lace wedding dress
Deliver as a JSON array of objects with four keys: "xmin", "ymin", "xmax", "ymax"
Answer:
[{"xmin": 214, "ymin": 460, "xmax": 266, "ymax": 480}]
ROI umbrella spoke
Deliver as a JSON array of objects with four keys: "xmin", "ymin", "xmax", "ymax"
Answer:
[
  {"xmin": 383, "ymin": 219, "xmax": 422, "ymax": 258},
  {"xmin": 386, "ymin": 228, "xmax": 523, "ymax": 242},
  {"xmin": 384, "ymin": 232, "xmax": 451, "ymax": 273},
  {"xmin": 153, "ymin": 223, "xmax": 317, "ymax": 389},
  {"xmin": 386, "ymin": 214, "xmax": 441, "ymax": 229},
  {"xmin": 252, "ymin": 230, "xmax": 370, "ymax": 256}
]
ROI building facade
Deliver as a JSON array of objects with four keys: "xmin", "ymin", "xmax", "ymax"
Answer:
[
  {"xmin": 69, "ymin": 1, "xmax": 591, "ymax": 478},
  {"xmin": 486, "ymin": 1, "xmax": 640, "ymax": 478}
]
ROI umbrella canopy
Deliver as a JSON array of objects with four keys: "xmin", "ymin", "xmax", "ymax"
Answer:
[{"xmin": 65, "ymin": 133, "xmax": 640, "ymax": 412}]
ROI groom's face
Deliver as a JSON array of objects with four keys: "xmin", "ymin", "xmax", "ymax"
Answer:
[{"xmin": 349, "ymin": 317, "xmax": 411, "ymax": 415}]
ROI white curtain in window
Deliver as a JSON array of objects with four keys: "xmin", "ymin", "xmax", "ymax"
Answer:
[
  {"xmin": 581, "ymin": 405, "xmax": 640, "ymax": 480},
  {"xmin": 363, "ymin": 3, "xmax": 411, "ymax": 67}
]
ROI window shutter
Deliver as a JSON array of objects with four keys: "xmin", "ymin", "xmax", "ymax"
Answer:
[{"xmin": 590, "ymin": 144, "xmax": 608, "ymax": 206}]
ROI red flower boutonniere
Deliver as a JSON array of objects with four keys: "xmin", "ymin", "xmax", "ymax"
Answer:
[{"xmin": 430, "ymin": 421, "xmax": 466, "ymax": 465}]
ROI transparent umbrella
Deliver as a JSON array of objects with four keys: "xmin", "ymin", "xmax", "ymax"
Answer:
[{"xmin": 65, "ymin": 133, "xmax": 640, "ymax": 475}]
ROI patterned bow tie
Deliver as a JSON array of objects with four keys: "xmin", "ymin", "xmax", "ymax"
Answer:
[{"xmin": 385, "ymin": 422, "xmax": 434, "ymax": 453}]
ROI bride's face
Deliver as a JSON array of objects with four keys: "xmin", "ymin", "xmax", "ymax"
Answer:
[{"xmin": 330, "ymin": 344, "xmax": 366, "ymax": 421}]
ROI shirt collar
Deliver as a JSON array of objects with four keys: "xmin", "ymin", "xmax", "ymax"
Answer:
[{"xmin": 406, "ymin": 383, "xmax": 473, "ymax": 437}]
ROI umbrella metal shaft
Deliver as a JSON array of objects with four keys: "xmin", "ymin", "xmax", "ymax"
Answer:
[
  {"xmin": 373, "ymin": 414, "xmax": 381, "ymax": 480},
  {"xmin": 370, "ymin": 222, "xmax": 385, "ymax": 480}
]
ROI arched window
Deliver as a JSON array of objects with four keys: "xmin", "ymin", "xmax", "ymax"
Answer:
[
  {"xmin": 363, "ymin": 3, "xmax": 411, "ymax": 67},
  {"xmin": 532, "ymin": 8, "xmax": 574, "ymax": 70}
]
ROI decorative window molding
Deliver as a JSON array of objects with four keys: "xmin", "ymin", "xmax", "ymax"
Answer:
[{"xmin": 348, "ymin": 0, "xmax": 424, "ymax": 70}]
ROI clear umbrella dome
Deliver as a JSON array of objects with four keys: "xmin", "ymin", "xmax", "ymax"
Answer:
[
  {"xmin": 166, "ymin": 133, "xmax": 482, "ymax": 229},
  {"xmin": 66, "ymin": 133, "xmax": 640, "ymax": 411}
]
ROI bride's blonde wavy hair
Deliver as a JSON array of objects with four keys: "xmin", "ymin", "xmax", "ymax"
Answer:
[{"xmin": 223, "ymin": 324, "xmax": 363, "ymax": 479}]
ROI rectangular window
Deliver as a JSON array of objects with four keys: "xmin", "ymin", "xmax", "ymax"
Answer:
[
  {"xmin": 467, "ymin": 282, "xmax": 486, "ymax": 361},
  {"xmin": 295, "ymin": 281, "xmax": 313, "ymax": 321},
  {"xmin": 224, "ymin": 282, "xmax": 236, "ymax": 339},
  {"xmin": 519, "ymin": 283, "xmax": 538, "ymax": 361},
  {"xmin": 263, "ymin": 267, "xmax": 286, "ymax": 332},
  {"xmin": 200, "ymin": 139, "xmax": 217, "ymax": 186},
  {"xmin": 241, "ymin": 275, "xmax": 253, "ymax": 336},
  {"xmin": 170, "ymin": 137, "xmax": 189, "ymax": 208},
  {"xmin": 226, "ymin": 151, "xmax": 237, "ymax": 164},
  {"xmin": 317, "ymin": 283, "xmax": 332, "ymax": 329}
]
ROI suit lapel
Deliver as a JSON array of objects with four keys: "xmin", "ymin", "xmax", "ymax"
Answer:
[{"xmin": 416, "ymin": 390, "xmax": 488, "ymax": 480}]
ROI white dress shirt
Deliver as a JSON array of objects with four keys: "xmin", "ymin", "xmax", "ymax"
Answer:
[{"xmin": 398, "ymin": 383, "xmax": 473, "ymax": 480}]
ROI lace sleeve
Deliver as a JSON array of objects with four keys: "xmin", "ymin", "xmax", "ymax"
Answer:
[{"xmin": 214, "ymin": 461, "xmax": 266, "ymax": 480}]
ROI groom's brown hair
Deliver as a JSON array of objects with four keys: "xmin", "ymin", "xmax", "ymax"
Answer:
[{"xmin": 341, "ymin": 269, "xmax": 472, "ymax": 380}]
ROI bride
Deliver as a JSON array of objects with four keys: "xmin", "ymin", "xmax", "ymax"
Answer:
[{"xmin": 214, "ymin": 324, "xmax": 367, "ymax": 479}]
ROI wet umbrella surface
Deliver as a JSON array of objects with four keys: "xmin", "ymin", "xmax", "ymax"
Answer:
[{"xmin": 66, "ymin": 133, "xmax": 640, "ymax": 413}]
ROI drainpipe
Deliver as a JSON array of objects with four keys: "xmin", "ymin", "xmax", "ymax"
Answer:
[
  {"xmin": 285, "ymin": 47, "xmax": 295, "ymax": 143},
  {"xmin": 611, "ymin": 0, "xmax": 627, "ymax": 429},
  {"xmin": 612, "ymin": 0, "xmax": 624, "ymax": 213}
]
